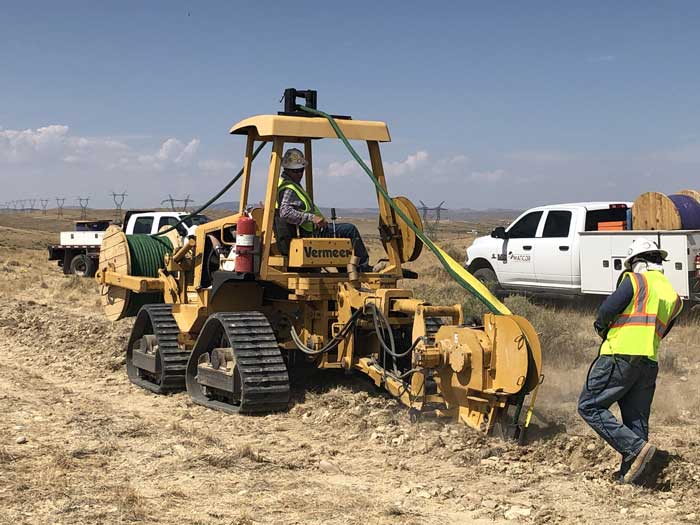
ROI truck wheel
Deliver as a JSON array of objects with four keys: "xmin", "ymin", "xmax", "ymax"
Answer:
[
  {"xmin": 473, "ymin": 267, "xmax": 504, "ymax": 297},
  {"xmin": 69, "ymin": 254, "xmax": 96, "ymax": 277}
]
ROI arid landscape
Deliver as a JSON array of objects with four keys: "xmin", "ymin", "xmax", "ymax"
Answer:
[{"xmin": 1, "ymin": 210, "xmax": 699, "ymax": 525}]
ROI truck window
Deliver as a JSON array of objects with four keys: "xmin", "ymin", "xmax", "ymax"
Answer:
[
  {"xmin": 508, "ymin": 211, "xmax": 543, "ymax": 239},
  {"xmin": 132, "ymin": 216, "xmax": 154, "ymax": 234},
  {"xmin": 543, "ymin": 211, "xmax": 572, "ymax": 238},
  {"xmin": 585, "ymin": 208, "xmax": 628, "ymax": 231},
  {"xmin": 159, "ymin": 216, "xmax": 187, "ymax": 236}
]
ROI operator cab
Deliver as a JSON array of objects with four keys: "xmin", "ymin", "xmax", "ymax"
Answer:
[{"xmin": 195, "ymin": 89, "xmax": 424, "ymax": 290}]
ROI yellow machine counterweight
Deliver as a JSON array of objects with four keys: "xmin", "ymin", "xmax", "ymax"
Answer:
[{"xmin": 95, "ymin": 89, "xmax": 542, "ymax": 436}]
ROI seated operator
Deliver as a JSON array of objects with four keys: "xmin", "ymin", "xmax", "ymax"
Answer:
[{"xmin": 277, "ymin": 148, "xmax": 371, "ymax": 271}]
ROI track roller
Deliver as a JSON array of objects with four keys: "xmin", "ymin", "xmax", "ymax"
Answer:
[
  {"xmin": 126, "ymin": 304, "xmax": 189, "ymax": 393},
  {"xmin": 186, "ymin": 311, "xmax": 290, "ymax": 414}
]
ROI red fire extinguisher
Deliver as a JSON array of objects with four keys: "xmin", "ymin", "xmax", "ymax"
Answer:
[{"xmin": 235, "ymin": 215, "xmax": 256, "ymax": 273}]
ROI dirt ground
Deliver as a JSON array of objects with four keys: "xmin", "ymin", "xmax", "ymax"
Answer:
[{"xmin": 1, "ymin": 211, "xmax": 699, "ymax": 525}]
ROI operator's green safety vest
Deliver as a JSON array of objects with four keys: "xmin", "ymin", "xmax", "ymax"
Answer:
[
  {"xmin": 276, "ymin": 178, "xmax": 323, "ymax": 233},
  {"xmin": 601, "ymin": 270, "xmax": 683, "ymax": 362}
]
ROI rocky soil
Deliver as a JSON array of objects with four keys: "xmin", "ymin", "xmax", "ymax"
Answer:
[{"xmin": 1, "ymin": 218, "xmax": 699, "ymax": 524}]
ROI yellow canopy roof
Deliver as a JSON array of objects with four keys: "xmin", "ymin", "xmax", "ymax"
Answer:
[{"xmin": 229, "ymin": 115, "xmax": 391, "ymax": 142}]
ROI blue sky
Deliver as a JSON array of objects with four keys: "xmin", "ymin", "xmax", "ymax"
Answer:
[{"xmin": 2, "ymin": 2, "xmax": 700, "ymax": 209}]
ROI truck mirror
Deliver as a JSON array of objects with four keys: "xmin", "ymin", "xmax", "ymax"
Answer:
[{"xmin": 491, "ymin": 227, "xmax": 507, "ymax": 239}]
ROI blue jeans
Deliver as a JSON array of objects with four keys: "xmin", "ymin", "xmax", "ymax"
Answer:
[
  {"xmin": 577, "ymin": 355, "xmax": 658, "ymax": 468},
  {"xmin": 303, "ymin": 223, "xmax": 369, "ymax": 267}
]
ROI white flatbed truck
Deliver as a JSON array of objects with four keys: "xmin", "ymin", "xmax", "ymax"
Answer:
[{"xmin": 48, "ymin": 211, "xmax": 209, "ymax": 277}]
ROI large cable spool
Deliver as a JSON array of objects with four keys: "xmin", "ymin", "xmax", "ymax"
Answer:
[
  {"xmin": 678, "ymin": 189, "xmax": 700, "ymax": 202},
  {"xmin": 668, "ymin": 194, "xmax": 700, "ymax": 230},
  {"xmin": 632, "ymin": 191, "xmax": 700, "ymax": 230},
  {"xmin": 99, "ymin": 226, "xmax": 174, "ymax": 321},
  {"xmin": 632, "ymin": 192, "xmax": 682, "ymax": 230},
  {"xmin": 380, "ymin": 196, "xmax": 424, "ymax": 263}
]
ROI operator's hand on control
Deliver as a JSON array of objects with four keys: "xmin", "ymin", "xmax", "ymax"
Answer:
[{"xmin": 312, "ymin": 215, "xmax": 328, "ymax": 229}]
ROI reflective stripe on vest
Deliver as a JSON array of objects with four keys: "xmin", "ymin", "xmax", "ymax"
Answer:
[
  {"xmin": 601, "ymin": 271, "xmax": 682, "ymax": 362},
  {"xmin": 277, "ymin": 178, "xmax": 321, "ymax": 233}
]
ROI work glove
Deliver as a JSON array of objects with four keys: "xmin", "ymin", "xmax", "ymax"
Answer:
[{"xmin": 593, "ymin": 320, "xmax": 608, "ymax": 340}]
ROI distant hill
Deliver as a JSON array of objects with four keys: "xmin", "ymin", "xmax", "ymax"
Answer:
[{"xmin": 205, "ymin": 201, "xmax": 519, "ymax": 222}]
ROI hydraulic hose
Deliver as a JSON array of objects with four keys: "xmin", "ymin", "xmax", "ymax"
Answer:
[
  {"xmin": 299, "ymin": 105, "xmax": 511, "ymax": 316},
  {"xmin": 290, "ymin": 309, "xmax": 362, "ymax": 356},
  {"xmin": 153, "ymin": 141, "xmax": 268, "ymax": 237}
]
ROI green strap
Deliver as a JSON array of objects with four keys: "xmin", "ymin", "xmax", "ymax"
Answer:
[{"xmin": 299, "ymin": 105, "xmax": 509, "ymax": 315}]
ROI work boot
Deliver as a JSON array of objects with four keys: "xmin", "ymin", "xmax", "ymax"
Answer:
[{"xmin": 624, "ymin": 442, "xmax": 657, "ymax": 485}]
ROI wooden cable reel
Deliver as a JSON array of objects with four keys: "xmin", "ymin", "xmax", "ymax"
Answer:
[
  {"xmin": 380, "ymin": 196, "xmax": 424, "ymax": 263},
  {"xmin": 99, "ymin": 226, "xmax": 179, "ymax": 321},
  {"xmin": 631, "ymin": 192, "xmax": 682, "ymax": 230},
  {"xmin": 678, "ymin": 189, "xmax": 700, "ymax": 202}
]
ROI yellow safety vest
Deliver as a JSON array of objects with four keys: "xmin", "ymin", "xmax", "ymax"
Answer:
[
  {"xmin": 277, "ymin": 178, "xmax": 323, "ymax": 233},
  {"xmin": 601, "ymin": 270, "xmax": 683, "ymax": 362}
]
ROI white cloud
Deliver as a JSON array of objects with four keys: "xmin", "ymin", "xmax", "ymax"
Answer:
[
  {"xmin": 384, "ymin": 150, "xmax": 429, "ymax": 176},
  {"xmin": 321, "ymin": 150, "xmax": 463, "ymax": 179},
  {"xmin": 0, "ymin": 123, "xmax": 225, "ymax": 206},
  {"xmin": 199, "ymin": 159, "xmax": 236, "ymax": 172},
  {"xmin": 325, "ymin": 158, "xmax": 364, "ymax": 178},
  {"xmin": 470, "ymin": 169, "xmax": 507, "ymax": 182}
]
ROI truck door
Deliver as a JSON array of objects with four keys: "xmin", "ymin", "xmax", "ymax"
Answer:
[
  {"xmin": 498, "ymin": 211, "xmax": 543, "ymax": 286},
  {"xmin": 534, "ymin": 210, "xmax": 574, "ymax": 287}
]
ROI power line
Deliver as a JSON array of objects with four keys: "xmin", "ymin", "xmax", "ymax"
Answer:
[
  {"xmin": 77, "ymin": 197, "xmax": 90, "ymax": 220},
  {"xmin": 161, "ymin": 194, "xmax": 191, "ymax": 212},
  {"xmin": 56, "ymin": 197, "xmax": 66, "ymax": 218},
  {"xmin": 111, "ymin": 192, "xmax": 127, "ymax": 223}
]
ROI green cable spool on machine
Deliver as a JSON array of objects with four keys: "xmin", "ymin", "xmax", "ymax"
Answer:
[{"xmin": 98, "ymin": 226, "xmax": 174, "ymax": 321}]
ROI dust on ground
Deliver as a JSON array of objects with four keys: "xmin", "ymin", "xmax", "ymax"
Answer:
[{"xmin": 1, "ymin": 212, "xmax": 699, "ymax": 525}]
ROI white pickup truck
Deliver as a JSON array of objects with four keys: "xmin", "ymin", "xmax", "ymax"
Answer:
[
  {"xmin": 465, "ymin": 202, "xmax": 700, "ymax": 303},
  {"xmin": 48, "ymin": 210, "xmax": 209, "ymax": 277}
]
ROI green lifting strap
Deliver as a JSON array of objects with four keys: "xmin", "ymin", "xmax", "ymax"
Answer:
[{"xmin": 299, "ymin": 105, "xmax": 511, "ymax": 315}]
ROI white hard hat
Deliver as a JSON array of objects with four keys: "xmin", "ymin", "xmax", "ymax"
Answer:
[
  {"xmin": 623, "ymin": 237, "xmax": 668, "ymax": 269},
  {"xmin": 282, "ymin": 148, "xmax": 307, "ymax": 170}
]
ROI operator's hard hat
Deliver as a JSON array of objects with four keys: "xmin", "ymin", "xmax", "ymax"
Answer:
[
  {"xmin": 623, "ymin": 237, "xmax": 668, "ymax": 269},
  {"xmin": 282, "ymin": 148, "xmax": 307, "ymax": 170}
]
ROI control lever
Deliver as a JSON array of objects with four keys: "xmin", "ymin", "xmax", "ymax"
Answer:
[{"xmin": 331, "ymin": 207, "xmax": 337, "ymax": 237}]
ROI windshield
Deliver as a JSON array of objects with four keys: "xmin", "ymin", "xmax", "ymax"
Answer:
[{"xmin": 182, "ymin": 214, "xmax": 209, "ymax": 227}]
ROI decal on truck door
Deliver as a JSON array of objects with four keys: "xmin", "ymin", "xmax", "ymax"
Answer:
[{"xmin": 508, "ymin": 252, "xmax": 531, "ymax": 263}]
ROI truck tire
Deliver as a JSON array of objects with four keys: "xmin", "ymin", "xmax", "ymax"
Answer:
[
  {"xmin": 473, "ymin": 267, "xmax": 504, "ymax": 297},
  {"xmin": 69, "ymin": 254, "xmax": 96, "ymax": 277}
]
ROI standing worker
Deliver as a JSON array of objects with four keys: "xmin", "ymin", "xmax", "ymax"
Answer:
[
  {"xmin": 276, "ymin": 148, "xmax": 371, "ymax": 270},
  {"xmin": 578, "ymin": 238, "xmax": 683, "ymax": 484}
]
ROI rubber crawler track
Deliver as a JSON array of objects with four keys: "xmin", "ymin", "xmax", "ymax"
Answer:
[
  {"xmin": 186, "ymin": 311, "xmax": 290, "ymax": 414},
  {"xmin": 126, "ymin": 304, "xmax": 190, "ymax": 394}
]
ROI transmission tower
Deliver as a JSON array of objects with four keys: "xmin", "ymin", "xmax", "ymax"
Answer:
[
  {"xmin": 40, "ymin": 198, "xmax": 50, "ymax": 215},
  {"xmin": 77, "ymin": 197, "xmax": 90, "ymax": 220},
  {"xmin": 29, "ymin": 198, "xmax": 37, "ymax": 213},
  {"xmin": 161, "ymin": 194, "xmax": 191, "ymax": 212},
  {"xmin": 111, "ymin": 192, "xmax": 127, "ymax": 223},
  {"xmin": 56, "ymin": 197, "xmax": 66, "ymax": 218},
  {"xmin": 418, "ymin": 200, "xmax": 448, "ymax": 240}
]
